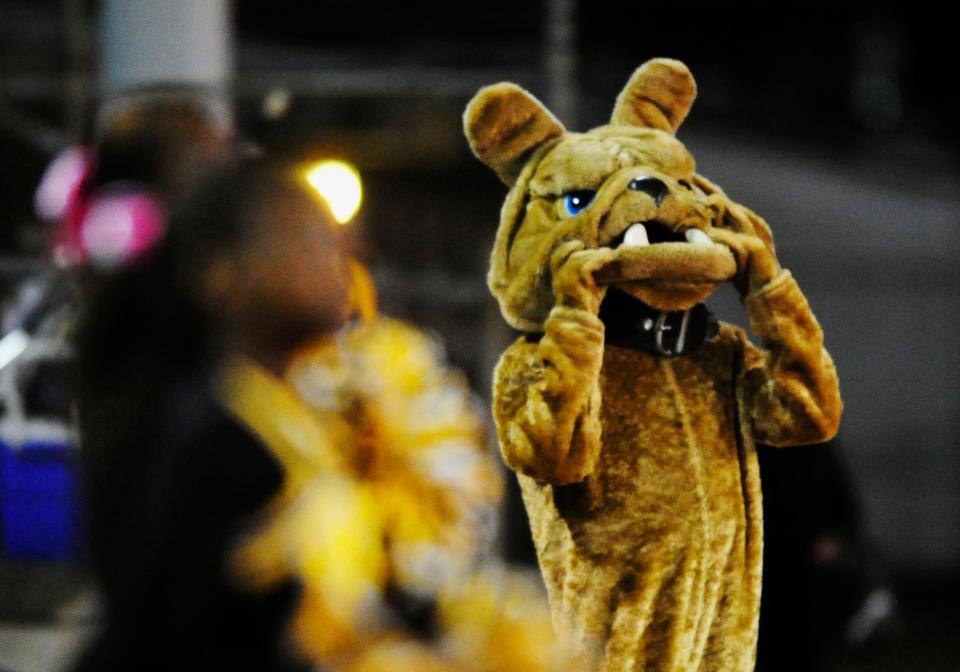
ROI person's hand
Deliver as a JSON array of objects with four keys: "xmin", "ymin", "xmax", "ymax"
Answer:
[{"xmin": 550, "ymin": 240, "xmax": 614, "ymax": 314}]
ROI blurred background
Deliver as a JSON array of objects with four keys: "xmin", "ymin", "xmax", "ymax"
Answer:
[{"xmin": 0, "ymin": 1, "xmax": 957, "ymax": 670}]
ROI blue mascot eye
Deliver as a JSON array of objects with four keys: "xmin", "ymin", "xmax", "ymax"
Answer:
[{"xmin": 564, "ymin": 190, "xmax": 596, "ymax": 216}]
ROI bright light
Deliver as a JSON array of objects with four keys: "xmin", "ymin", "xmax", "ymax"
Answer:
[
  {"xmin": 0, "ymin": 329, "xmax": 29, "ymax": 372},
  {"xmin": 304, "ymin": 160, "xmax": 363, "ymax": 225}
]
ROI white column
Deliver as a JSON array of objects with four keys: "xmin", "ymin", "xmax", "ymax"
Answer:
[{"xmin": 99, "ymin": 0, "xmax": 232, "ymax": 97}]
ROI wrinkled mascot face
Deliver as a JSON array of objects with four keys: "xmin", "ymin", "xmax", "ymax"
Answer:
[{"xmin": 465, "ymin": 58, "xmax": 770, "ymax": 332}]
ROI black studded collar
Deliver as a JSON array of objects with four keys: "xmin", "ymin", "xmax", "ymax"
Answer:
[{"xmin": 598, "ymin": 288, "xmax": 719, "ymax": 358}]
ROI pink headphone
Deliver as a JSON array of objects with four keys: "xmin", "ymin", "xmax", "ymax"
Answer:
[{"xmin": 34, "ymin": 146, "xmax": 166, "ymax": 270}]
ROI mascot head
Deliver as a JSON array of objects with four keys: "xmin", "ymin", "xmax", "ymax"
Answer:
[{"xmin": 465, "ymin": 58, "xmax": 766, "ymax": 332}]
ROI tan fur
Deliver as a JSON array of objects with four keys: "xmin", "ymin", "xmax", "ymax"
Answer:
[
  {"xmin": 464, "ymin": 83, "xmax": 565, "ymax": 186},
  {"xmin": 611, "ymin": 58, "xmax": 697, "ymax": 131},
  {"xmin": 465, "ymin": 59, "xmax": 842, "ymax": 670}
]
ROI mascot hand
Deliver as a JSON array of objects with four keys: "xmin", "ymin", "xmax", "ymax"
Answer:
[
  {"xmin": 707, "ymin": 200, "xmax": 779, "ymax": 296},
  {"xmin": 550, "ymin": 240, "xmax": 614, "ymax": 315}
]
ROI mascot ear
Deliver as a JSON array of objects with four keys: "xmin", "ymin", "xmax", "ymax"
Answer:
[
  {"xmin": 611, "ymin": 58, "xmax": 697, "ymax": 134},
  {"xmin": 464, "ymin": 83, "xmax": 565, "ymax": 186}
]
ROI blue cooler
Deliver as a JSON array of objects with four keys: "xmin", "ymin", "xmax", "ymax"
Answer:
[
  {"xmin": 0, "ymin": 438, "xmax": 79, "ymax": 560},
  {"xmin": 0, "ymin": 334, "xmax": 80, "ymax": 561}
]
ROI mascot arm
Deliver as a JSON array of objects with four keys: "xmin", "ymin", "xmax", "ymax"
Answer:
[
  {"xmin": 493, "ymin": 305, "xmax": 604, "ymax": 485},
  {"xmin": 740, "ymin": 269, "xmax": 842, "ymax": 446}
]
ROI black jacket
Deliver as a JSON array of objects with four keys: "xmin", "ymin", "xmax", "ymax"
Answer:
[{"xmin": 73, "ymin": 375, "xmax": 309, "ymax": 672}]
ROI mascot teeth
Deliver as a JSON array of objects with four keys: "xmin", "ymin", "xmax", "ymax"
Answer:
[
  {"xmin": 684, "ymin": 228, "xmax": 712, "ymax": 246},
  {"xmin": 622, "ymin": 223, "xmax": 650, "ymax": 248}
]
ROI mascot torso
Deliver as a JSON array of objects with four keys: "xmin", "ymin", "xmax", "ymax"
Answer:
[{"xmin": 465, "ymin": 59, "xmax": 842, "ymax": 671}]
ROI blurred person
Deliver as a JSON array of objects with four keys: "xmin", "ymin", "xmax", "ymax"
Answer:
[
  {"xmin": 25, "ymin": 88, "xmax": 237, "ymax": 474},
  {"xmin": 43, "ymin": 87, "xmax": 235, "ymax": 577},
  {"xmin": 91, "ymin": 88, "xmax": 233, "ymax": 199},
  {"xmin": 35, "ymin": 87, "xmax": 234, "ymax": 271},
  {"xmin": 229, "ymin": 264, "xmax": 588, "ymax": 671},
  {"xmin": 70, "ymin": 159, "xmax": 350, "ymax": 672},
  {"xmin": 7, "ymin": 89, "xmax": 233, "ymax": 396},
  {"xmin": 756, "ymin": 438, "xmax": 895, "ymax": 671}
]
